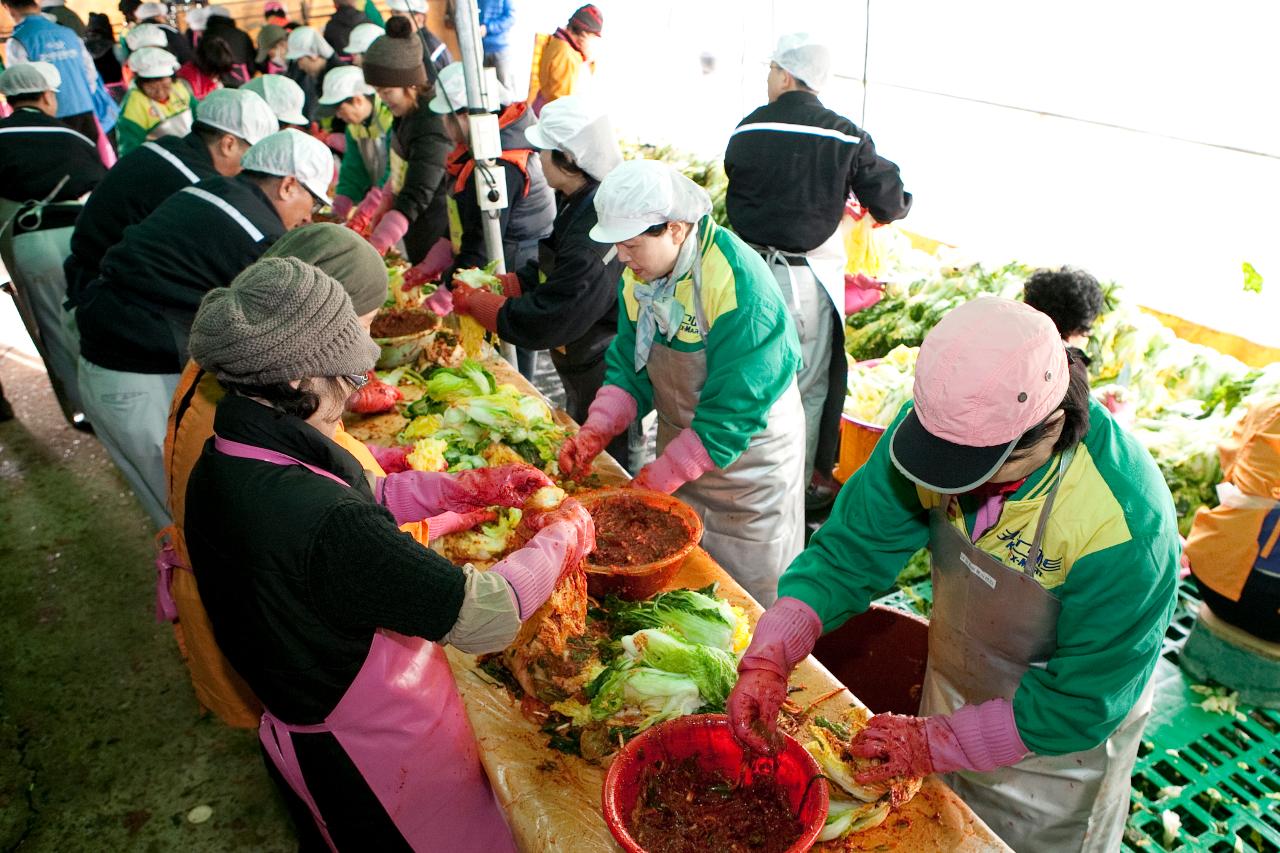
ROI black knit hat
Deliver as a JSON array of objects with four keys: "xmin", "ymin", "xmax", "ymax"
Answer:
[{"xmin": 362, "ymin": 16, "xmax": 427, "ymax": 88}]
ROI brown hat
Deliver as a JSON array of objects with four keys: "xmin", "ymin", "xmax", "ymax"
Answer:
[
  {"xmin": 568, "ymin": 5, "xmax": 603, "ymax": 35},
  {"xmin": 362, "ymin": 16, "xmax": 427, "ymax": 88}
]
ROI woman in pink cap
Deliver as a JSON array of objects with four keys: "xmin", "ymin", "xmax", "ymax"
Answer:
[{"xmin": 727, "ymin": 297, "xmax": 1180, "ymax": 852}]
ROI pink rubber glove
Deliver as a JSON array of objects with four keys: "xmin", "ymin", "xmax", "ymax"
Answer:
[
  {"xmin": 325, "ymin": 131, "xmax": 346, "ymax": 154},
  {"xmin": 369, "ymin": 210, "xmax": 410, "ymax": 256},
  {"xmin": 377, "ymin": 464, "xmax": 554, "ymax": 523},
  {"xmin": 450, "ymin": 464, "xmax": 556, "ymax": 509},
  {"xmin": 424, "ymin": 287, "xmax": 454, "ymax": 316},
  {"xmin": 365, "ymin": 443, "xmax": 412, "ymax": 474},
  {"xmin": 490, "ymin": 502, "xmax": 595, "ymax": 619},
  {"xmin": 331, "ymin": 194, "xmax": 354, "ymax": 221},
  {"xmin": 403, "ymin": 237, "xmax": 455, "ymax": 288},
  {"xmin": 632, "ymin": 428, "xmax": 715, "ymax": 494},
  {"xmin": 849, "ymin": 699, "xmax": 1029, "ymax": 782},
  {"xmin": 346, "ymin": 186, "xmax": 386, "ymax": 235},
  {"xmin": 558, "ymin": 385, "xmax": 638, "ymax": 480},
  {"xmin": 727, "ymin": 597, "xmax": 823, "ymax": 755},
  {"xmin": 424, "ymin": 509, "xmax": 496, "ymax": 541}
]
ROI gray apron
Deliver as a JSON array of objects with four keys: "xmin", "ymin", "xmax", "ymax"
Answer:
[
  {"xmin": 642, "ymin": 249, "xmax": 806, "ymax": 606},
  {"xmin": 920, "ymin": 450, "xmax": 1154, "ymax": 852}
]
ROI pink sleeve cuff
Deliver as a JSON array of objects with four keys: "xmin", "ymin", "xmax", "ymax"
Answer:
[
  {"xmin": 929, "ymin": 699, "xmax": 1029, "ymax": 774},
  {"xmin": 371, "ymin": 210, "xmax": 410, "ymax": 253},
  {"xmin": 738, "ymin": 597, "xmax": 823, "ymax": 677},
  {"xmin": 377, "ymin": 470, "xmax": 453, "ymax": 524},
  {"xmin": 585, "ymin": 385, "xmax": 638, "ymax": 437},
  {"xmin": 332, "ymin": 194, "xmax": 354, "ymax": 220},
  {"xmin": 489, "ymin": 522, "xmax": 570, "ymax": 619}
]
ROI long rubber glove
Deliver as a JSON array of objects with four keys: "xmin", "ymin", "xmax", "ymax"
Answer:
[
  {"xmin": 850, "ymin": 699, "xmax": 1029, "ymax": 781},
  {"xmin": 377, "ymin": 464, "xmax": 554, "ymax": 523},
  {"xmin": 402, "ymin": 237, "xmax": 456, "ymax": 288},
  {"xmin": 489, "ymin": 501, "xmax": 595, "ymax": 619},
  {"xmin": 345, "ymin": 186, "xmax": 386, "ymax": 235},
  {"xmin": 727, "ymin": 597, "xmax": 823, "ymax": 755},
  {"xmin": 369, "ymin": 210, "xmax": 410, "ymax": 256},
  {"xmin": 424, "ymin": 509, "xmax": 497, "ymax": 541},
  {"xmin": 631, "ymin": 427, "xmax": 715, "ymax": 494},
  {"xmin": 331, "ymin": 194, "xmax": 354, "ymax": 221},
  {"xmin": 557, "ymin": 385, "xmax": 637, "ymax": 480},
  {"xmin": 365, "ymin": 443, "xmax": 412, "ymax": 474}
]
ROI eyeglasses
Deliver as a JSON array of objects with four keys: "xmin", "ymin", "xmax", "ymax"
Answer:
[{"xmin": 344, "ymin": 373, "xmax": 370, "ymax": 389}]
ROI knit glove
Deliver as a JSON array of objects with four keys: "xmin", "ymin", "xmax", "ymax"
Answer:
[
  {"xmin": 452, "ymin": 283, "xmax": 506, "ymax": 334},
  {"xmin": 631, "ymin": 428, "xmax": 714, "ymax": 494},
  {"xmin": 849, "ymin": 699, "xmax": 1029, "ymax": 782},
  {"xmin": 369, "ymin": 210, "xmax": 410, "ymax": 256},
  {"xmin": 558, "ymin": 386, "xmax": 637, "ymax": 480},
  {"xmin": 727, "ymin": 598, "xmax": 823, "ymax": 755},
  {"xmin": 331, "ymin": 194, "xmax": 354, "ymax": 221}
]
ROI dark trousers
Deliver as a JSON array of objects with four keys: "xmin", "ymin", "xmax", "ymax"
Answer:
[{"xmin": 1193, "ymin": 568, "xmax": 1280, "ymax": 643}]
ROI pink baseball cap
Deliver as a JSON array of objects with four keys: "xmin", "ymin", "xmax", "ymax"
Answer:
[{"xmin": 889, "ymin": 297, "xmax": 1069, "ymax": 493}]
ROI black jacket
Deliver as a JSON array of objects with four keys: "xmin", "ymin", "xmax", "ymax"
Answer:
[
  {"xmin": 499, "ymin": 181, "xmax": 621, "ymax": 364},
  {"xmin": 389, "ymin": 102, "xmax": 451, "ymax": 226},
  {"xmin": 286, "ymin": 56, "xmax": 342, "ymax": 124},
  {"xmin": 157, "ymin": 22, "xmax": 193, "ymax": 64},
  {"xmin": 323, "ymin": 4, "xmax": 368, "ymax": 55},
  {"xmin": 724, "ymin": 90, "xmax": 912, "ymax": 253},
  {"xmin": 203, "ymin": 16, "xmax": 256, "ymax": 73},
  {"xmin": 0, "ymin": 108, "xmax": 105, "ymax": 205},
  {"xmin": 451, "ymin": 104, "xmax": 555, "ymax": 271},
  {"xmin": 66, "ymin": 133, "xmax": 218, "ymax": 304},
  {"xmin": 416, "ymin": 27, "xmax": 451, "ymax": 83},
  {"xmin": 76, "ymin": 175, "xmax": 284, "ymax": 373}
]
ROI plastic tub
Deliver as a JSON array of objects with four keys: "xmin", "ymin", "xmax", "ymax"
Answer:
[
  {"xmin": 834, "ymin": 414, "xmax": 886, "ymax": 483},
  {"xmin": 370, "ymin": 308, "xmax": 441, "ymax": 369},
  {"xmin": 577, "ymin": 489, "xmax": 703, "ymax": 601},
  {"xmin": 812, "ymin": 604, "xmax": 930, "ymax": 715},
  {"xmin": 602, "ymin": 714, "xmax": 828, "ymax": 853}
]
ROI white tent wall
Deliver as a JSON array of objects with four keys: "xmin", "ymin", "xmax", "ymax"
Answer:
[{"xmin": 473, "ymin": 0, "xmax": 1279, "ymax": 345}]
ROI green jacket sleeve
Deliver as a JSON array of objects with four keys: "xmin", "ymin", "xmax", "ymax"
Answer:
[
  {"xmin": 602, "ymin": 283, "xmax": 655, "ymax": 418},
  {"xmin": 335, "ymin": 127, "xmax": 372, "ymax": 201},
  {"xmin": 115, "ymin": 116, "xmax": 147, "ymax": 158},
  {"xmin": 777, "ymin": 404, "xmax": 929, "ymax": 629},
  {"xmin": 1013, "ymin": 532, "xmax": 1178, "ymax": 755}
]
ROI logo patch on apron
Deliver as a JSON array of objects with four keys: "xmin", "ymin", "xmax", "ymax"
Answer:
[{"xmin": 960, "ymin": 553, "xmax": 997, "ymax": 589}]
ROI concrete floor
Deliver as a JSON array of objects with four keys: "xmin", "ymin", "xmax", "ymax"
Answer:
[{"xmin": 0, "ymin": 352, "xmax": 295, "ymax": 852}]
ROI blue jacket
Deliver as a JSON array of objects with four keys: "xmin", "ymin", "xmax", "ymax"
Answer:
[
  {"xmin": 477, "ymin": 0, "xmax": 514, "ymax": 54},
  {"xmin": 12, "ymin": 15, "xmax": 118, "ymax": 130}
]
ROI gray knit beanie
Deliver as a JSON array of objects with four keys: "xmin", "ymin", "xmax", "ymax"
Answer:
[
  {"xmin": 263, "ymin": 223, "xmax": 388, "ymax": 315},
  {"xmin": 362, "ymin": 17, "xmax": 428, "ymax": 88},
  {"xmin": 190, "ymin": 257, "xmax": 380, "ymax": 385}
]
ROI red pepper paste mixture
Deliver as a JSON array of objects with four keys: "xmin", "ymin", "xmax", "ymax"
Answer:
[
  {"xmin": 627, "ymin": 756, "xmax": 803, "ymax": 853},
  {"xmin": 588, "ymin": 498, "xmax": 691, "ymax": 567},
  {"xmin": 370, "ymin": 307, "xmax": 437, "ymax": 339}
]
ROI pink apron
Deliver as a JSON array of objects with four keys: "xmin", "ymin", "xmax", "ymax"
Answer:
[{"xmin": 213, "ymin": 435, "xmax": 516, "ymax": 852}]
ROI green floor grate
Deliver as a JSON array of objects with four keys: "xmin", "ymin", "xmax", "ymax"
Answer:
[{"xmin": 873, "ymin": 578, "xmax": 1280, "ymax": 851}]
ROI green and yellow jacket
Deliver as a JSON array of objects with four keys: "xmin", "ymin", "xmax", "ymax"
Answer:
[
  {"xmin": 335, "ymin": 98, "xmax": 394, "ymax": 202},
  {"xmin": 115, "ymin": 79, "xmax": 195, "ymax": 157}
]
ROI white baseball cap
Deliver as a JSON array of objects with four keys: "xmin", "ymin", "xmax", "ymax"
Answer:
[
  {"xmin": 318, "ymin": 65, "xmax": 375, "ymax": 106},
  {"xmin": 590, "ymin": 159, "xmax": 712, "ymax": 244},
  {"xmin": 524, "ymin": 95, "xmax": 622, "ymax": 182},
  {"xmin": 136, "ymin": 2, "xmax": 167, "ymax": 19},
  {"xmin": 0, "ymin": 62, "xmax": 61, "ymax": 96},
  {"xmin": 427, "ymin": 61, "xmax": 510, "ymax": 114},
  {"xmin": 241, "ymin": 74, "xmax": 308, "ymax": 126},
  {"xmin": 124, "ymin": 22, "xmax": 167, "ymax": 51},
  {"xmin": 387, "ymin": 0, "xmax": 426, "ymax": 14},
  {"xmin": 241, "ymin": 130, "xmax": 333, "ymax": 203},
  {"xmin": 196, "ymin": 88, "xmax": 279, "ymax": 145},
  {"xmin": 345, "ymin": 22, "xmax": 383, "ymax": 55},
  {"xmin": 285, "ymin": 26, "xmax": 334, "ymax": 60},
  {"xmin": 127, "ymin": 46, "xmax": 180, "ymax": 79},
  {"xmin": 771, "ymin": 32, "xmax": 832, "ymax": 92}
]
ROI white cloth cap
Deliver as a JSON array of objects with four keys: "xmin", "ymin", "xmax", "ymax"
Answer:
[
  {"xmin": 427, "ymin": 61, "xmax": 511, "ymax": 114},
  {"xmin": 196, "ymin": 87, "xmax": 279, "ymax": 145},
  {"xmin": 127, "ymin": 46, "xmax": 180, "ymax": 79},
  {"xmin": 523, "ymin": 95, "xmax": 621, "ymax": 183},
  {"xmin": 771, "ymin": 32, "xmax": 832, "ymax": 92},
  {"xmin": 136, "ymin": 2, "xmax": 167, "ymax": 19},
  {"xmin": 589, "ymin": 159, "xmax": 712, "ymax": 243},
  {"xmin": 345, "ymin": 22, "xmax": 383, "ymax": 55},
  {"xmin": 318, "ymin": 65, "xmax": 374, "ymax": 105},
  {"xmin": 386, "ymin": 0, "xmax": 426, "ymax": 14},
  {"xmin": 241, "ymin": 74, "xmax": 308, "ymax": 125},
  {"xmin": 124, "ymin": 23, "xmax": 167, "ymax": 51},
  {"xmin": 241, "ymin": 130, "xmax": 333, "ymax": 203},
  {"xmin": 285, "ymin": 26, "xmax": 334, "ymax": 60},
  {"xmin": 0, "ymin": 61, "xmax": 61, "ymax": 96},
  {"xmin": 184, "ymin": 6, "xmax": 211, "ymax": 30}
]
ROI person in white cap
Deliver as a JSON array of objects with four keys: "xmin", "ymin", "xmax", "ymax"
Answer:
[
  {"xmin": 66, "ymin": 87, "xmax": 278, "ymax": 304},
  {"xmin": 241, "ymin": 73, "xmax": 310, "ymax": 128},
  {"xmin": 557, "ymin": 158, "xmax": 806, "ymax": 604},
  {"xmin": 385, "ymin": 0, "xmax": 450, "ymax": 81},
  {"xmin": 343, "ymin": 21, "xmax": 383, "ymax": 66},
  {"xmin": 118, "ymin": 46, "xmax": 194, "ymax": 154},
  {"xmin": 725, "ymin": 32, "xmax": 912, "ymax": 512},
  {"xmin": 0, "ymin": 61, "xmax": 107, "ymax": 428},
  {"xmin": 323, "ymin": 66, "xmax": 394, "ymax": 221},
  {"xmin": 446, "ymin": 96, "xmax": 630, "ymax": 462},
  {"xmin": 129, "ymin": 1, "xmax": 193, "ymax": 63},
  {"xmin": 122, "ymin": 20, "xmax": 167, "ymax": 53},
  {"xmin": 283, "ymin": 25, "xmax": 336, "ymax": 124},
  {"xmin": 728, "ymin": 297, "xmax": 1179, "ymax": 853},
  {"xmin": 323, "ymin": 0, "xmax": 371, "ymax": 56},
  {"xmin": 73, "ymin": 130, "xmax": 332, "ymax": 527}
]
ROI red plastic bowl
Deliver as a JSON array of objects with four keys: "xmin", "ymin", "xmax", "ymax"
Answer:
[{"xmin": 602, "ymin": 714, "xmax": 828, "ymax": 853}]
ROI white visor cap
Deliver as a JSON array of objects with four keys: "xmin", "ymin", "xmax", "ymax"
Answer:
[
  {"xmin": 241, "ymin": 129, "xmax": 334, "ymax": 204},
  {"xmin": 771, "ymin": 32, "xmax": 832, "ymax": 92},
  {"xmin": 589, "ymin": 159, "xmax": 711, "ymax": 244},
  {"xmin": 197, "ymin": 87, "xmax": 279, "ymax": 145},
  {"xmin": 523, "ymin": 95, "xmax": 622, "ymax": 183}
]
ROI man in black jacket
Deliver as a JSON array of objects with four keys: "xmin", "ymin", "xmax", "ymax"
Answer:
[
  {"xmin": 65, "ymin": 87, "xmax": 278, "ymax": 305},
  {"xmin": 725, "ymin": 32, "xmax": 911, "ymax": 508},
  {"xmin": 323, "ymin": 0, "xmax": 370, "ymax": 55},
  {"xmin": 73, "ymin": 130, "xmax": 332, "ymax": 527}
]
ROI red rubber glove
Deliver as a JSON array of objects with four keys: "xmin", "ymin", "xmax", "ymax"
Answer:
[
  {"xmin": 423, "ymin": 286, "xmax": 454, "ymax": 316},
  {"xmin": 449, "ymin": 464, "xmax": 555, "ymax": 510},
  {"xmin": 403, "ymin": 237, "xmax": 455, "ymax": 289},
  {"xmin": 424, "ymin": 508, "xmax": 497, "ymax": 540},
  {"xmin": 850, "ymin": 700, "xmax": 1029, "ymax": 782},
  {"xmin": 365, "ymin": 443, "xmax": 412, "ymax": 474},
  {"xmin": 726, "ymin": 669, "xmax": 789, "ymax": 756},
  {"xmin": 346, "ymin": 371, "xmax": 403, "ymax": 414},
  {"xmin": 345, "ymin": 187, "xmax": 386, "ymax": 235},
  {"xmin": 325, "ymin": 131, "xmax": 346, "ymax": 154},
  {"xmin": 369, "ymin": 210, "xmax": 410, "ymax": 256},
  {"xmin": 558, "ymin": 385, "xmax": 637, "ymax": 480},
  {"xmin": 331, "ymin": 194, "xmax": 354, "ymax": 221}
]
